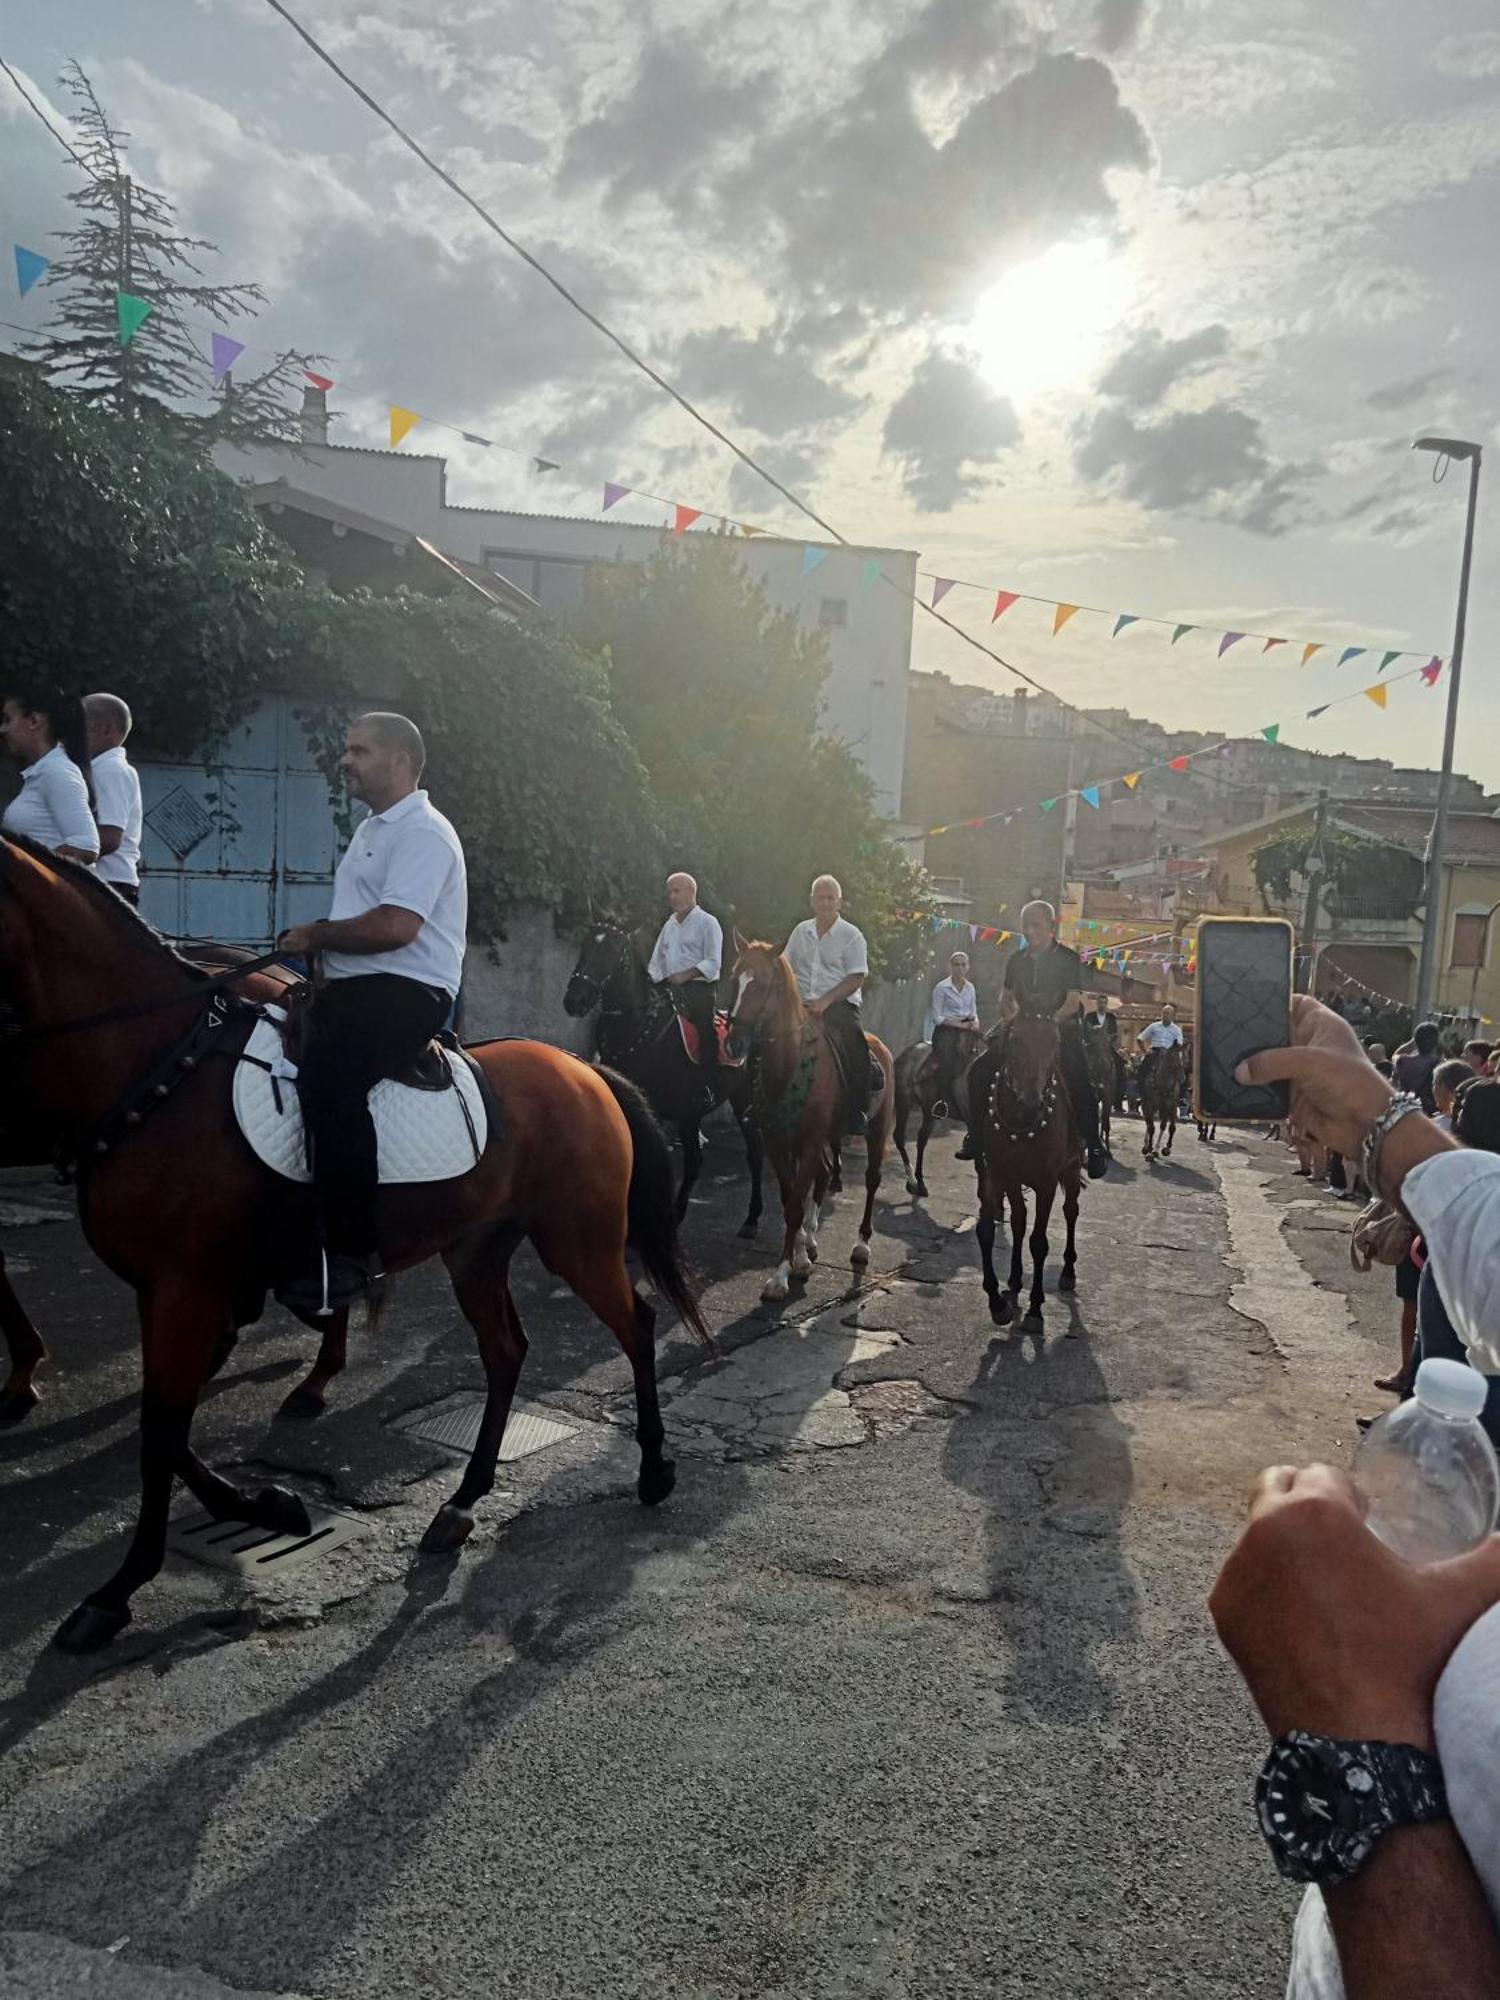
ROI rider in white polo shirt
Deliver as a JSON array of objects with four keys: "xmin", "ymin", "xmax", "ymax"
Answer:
[
  {"xmin": 786, "ymin": 873, "xmax": 881, "ymax": 1133},
  {"xmin": 647, "ymin": 869, "xmax": 723, "ymax": 1067},
  {"xmin": 1136, "ymin": 1000, "xmax": 1184, "ymax": 1098},
  {"xmin": 85, "ymin": 693, "xmax": 144, "ymax": 905},
  {"xmin": 277, "ymin": 712, "xmax": 467, "ymax": 1312}
]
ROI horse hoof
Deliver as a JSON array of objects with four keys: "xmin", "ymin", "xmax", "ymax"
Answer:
[
  {"xmin": 54, "ymin": 1600, "xmax": 131, "ymax": 1655},
  {"xmin": 252, "ymin": 1486, "xmax": 313, "ymax": 1538},
  {"xmin": 790, "ymin": 1256, "xmax": 812, "ymax": 1280},
  {"xmin": 905, "ymin": 1177, "xmax": 919, "ymax": 1196},
  {"xmin": 638, "ymin": 1458, "xmax": 677, "ymax": 1508},
  {"xmin": 420, "ymin": 1504, "xmax": 474, "ymax": 1555},
  {"xmin": 273, "ymin": 1385, "xmax": 327, "ymax": 1423},
  {"xmin": 1058, "ymin": 1268, "xmax": 1077, "ymax": 1293},
  {"xmin": 915, "ymin": 1181, "xmax": 929, "ymax": 1199},
  {"xmin": 0, "ymin": 1385, "xmax": 39, "ymax": 1426},
  {"xmin": 1022, "ymin": 1312, "xmax": 1045, "ymax": 1336},
  {"xmin": 990, "ymin": 1292, "xmax": 1013, "ymax": 1326},
  {"xmin": 761, "ymin": 1276, "xmax": 790, "ymax": 1303},
  {"xmin": 850, "ymin": 1241, "xmax": 871, "ymax": 1268}
]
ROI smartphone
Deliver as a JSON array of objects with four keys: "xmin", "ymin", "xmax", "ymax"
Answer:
[{"xmin": 1194, "ymin": 917, "xmax": 1293, "ymax": 1123}]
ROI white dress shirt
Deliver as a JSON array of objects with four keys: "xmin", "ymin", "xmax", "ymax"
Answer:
[
  {"xmin": 90, "ymin": 744, "xmax": 143, "ymax": 887},
  {"xmin": 1137, "ymin": 1019, "xmax": 1184, "ymax": 1050},
  {"xmin": 647, "ymin": 905, "xmax": 722, "ymax": 984},
  {"xmin": 930, "ymin": 975, "xmax": 979, "ymax": 1027},
  {"xmin": 1, "ymin": 743, "xmax": 98, "ymax": 860},
  {"xmin": 322, "ymin": 789, "xmax": 467, "ymax": 996},
  {"xmin": 786, "ymin": 915, "xmax": 869, "ymax": 1009}
]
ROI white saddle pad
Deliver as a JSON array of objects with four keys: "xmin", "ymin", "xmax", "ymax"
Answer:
[{"xmin": 232, "ymin": 1012, "xmax": 487, "ymax": 1186}]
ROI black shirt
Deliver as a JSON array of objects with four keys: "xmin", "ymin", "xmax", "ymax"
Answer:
[
  {"xmin": 1003, "ymin": 941, "xmax": 1084, "ymax": 1019},
  {"xmin": 1082, "ymin": 1006, "xmax": 1118, "ymax": 1045}
]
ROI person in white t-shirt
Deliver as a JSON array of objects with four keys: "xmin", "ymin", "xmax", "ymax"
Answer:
[
  {"xmin": 1, "ymin": 683, "xmax": 98, "ymax": 864},
  {"xmin": 647, "ymin": 871, "xmax": 722, "ymax": 1066},
  {"xmin": 84, "ymin": 692, "xmax": 144, "ymax": 905},
  {"xmin": 1135, "ymin": 1001, "xmax": 1185, "ymax": 1095},
  {"xmin": 277, "ymin": 712, "xmax": 467, "ymax": 1314},
  {"xmin": 785, "ymin": 874, "xmax": 879, "ymax": 1133}
]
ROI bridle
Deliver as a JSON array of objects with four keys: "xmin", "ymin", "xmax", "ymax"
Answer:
[
  {"xmin": 989, "ymin": 1018, "xmax": 1061, "ymax": 1144},
  {"xmin": 1, "ymin": 947, "xmax": 291, "ymax": 1048},
  {"xmin": 573, "ymin": 929, "xmax": 674, "ymax": 1063}
]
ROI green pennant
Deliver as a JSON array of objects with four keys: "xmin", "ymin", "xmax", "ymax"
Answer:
[
  {"xmin": 116, "ymin": 292, "xmax": 152, "ymax": 346},
  {"xmin": 1040, "ymin": 797, "xmax": 1058, "ymax": 812},
  {"xmin": 1378, "ymin": 649, "xmax": 1401, "ymax": 673},
  {"xmin": 861, "ymin": 559, "xmax": 882, "ymax": 589},
  {"xmin": 532, "ymin": 457, "xmax": 560, "ymax": 473},
  {"xmin": 1261, "ymin": 724, "xmax": 1280, "ymax": 743},
  {"xmin": 1171, "ymin": 623, "xmax": 1195, "ymax": 645}
]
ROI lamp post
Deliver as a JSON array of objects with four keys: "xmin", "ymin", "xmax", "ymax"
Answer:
[{"xmin": 1412, "ymin": 435, "xmax": 1483, "ymax": 1023}]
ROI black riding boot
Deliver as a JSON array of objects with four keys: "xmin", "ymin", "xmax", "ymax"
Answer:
[{"xmin": 1060, "ymin": 1025, "xmax": 1108, "ymax": 1180}]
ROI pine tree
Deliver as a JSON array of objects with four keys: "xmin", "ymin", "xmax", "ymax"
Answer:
[{"xmin": 25, "ymin": 63, "xmax": 326, "ymax": 442}]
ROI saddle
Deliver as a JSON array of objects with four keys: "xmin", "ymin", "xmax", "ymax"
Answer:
[{"xmin": 673, "ymin": 1010, "xmax": 745, "ymax": 1069}]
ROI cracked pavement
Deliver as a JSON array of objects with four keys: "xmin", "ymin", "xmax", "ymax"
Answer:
[{"xmin": 0, "ymin": 1114, "xmax": 1387, "ymax": 1997}]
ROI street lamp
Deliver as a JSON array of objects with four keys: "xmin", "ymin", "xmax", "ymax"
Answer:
[{"xmin": 1412, "ymin": 435, "xmax": 1483, "ymax": 1023}]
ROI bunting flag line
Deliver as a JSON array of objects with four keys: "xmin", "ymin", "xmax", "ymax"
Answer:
[
  {"xmin": 210, "ymin": 332, "xmax": 244, "ymax": 382},
  {"xmin": 116, "ymin": 292, "xmax": 151, "ymax": 347},
  {"xmin": 389, "ymin": 405, "xmax": 420, "ymax": 448},
  {"xmin": 304, "ymin": 369, "xmax": 335, "ymax": 393},
  {"xmin": 14, "ymin": 245, "xmax": 47, "ymax": 296}
]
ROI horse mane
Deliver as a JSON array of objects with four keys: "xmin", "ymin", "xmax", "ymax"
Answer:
[{"xmin": 0, "ymin": 833, "xmax": 208, "ymax": 982}]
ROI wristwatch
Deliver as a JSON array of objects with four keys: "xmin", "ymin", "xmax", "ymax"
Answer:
[{"xmin": 1257, "ymin": 1731, "xmax": 1449, "ymax": 1884}]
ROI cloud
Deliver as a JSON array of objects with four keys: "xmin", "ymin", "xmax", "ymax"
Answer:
[
  {"xmin": 1073, "ymin": 403, "xmax": 1315, "ymax": 533},
  {"xmin": 1097, "ymin": 324, "xmax": 1230, "ymax": 407},
  {"xmin": 1431, "ymin": 31, "xmax": 1500, "ymax": 80},
  {"xmin": 1094, "ymin": 0, "xmax": 1151, "ymax": 55},
  {"xmin": 674, "ymin": 329, "xmax": 863, "ymax": 435},
  {"xmin": 882, "ymin": 351, "xmax": 1020, "ymax": 509},
  {"xmin": 1367, "ymin": 368, "xmax": 1455, "ymax": 412},
  {"xmin": 863, "ymin": 0, "xmax": 1027, "ymax": 89}
]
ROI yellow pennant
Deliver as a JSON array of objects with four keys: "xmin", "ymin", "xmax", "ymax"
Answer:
[
  {"xmin": 1053, "ymin": 602, "xmax": 1081, "ymax": 635},
  {"xmin": 1363, "ymin": 683, "xmax": 1388, "ymax": 709},
  {"xmin": 1122, "ymin": 771, "xmax": 1141, "ymax": 789},
  {"xmin": 390, "ymin": 406, "xmax": 421, "ymax": 448},
  {"xmin": 1301, "ymin": 642, "xmax": 1323, "ymax": 666}
]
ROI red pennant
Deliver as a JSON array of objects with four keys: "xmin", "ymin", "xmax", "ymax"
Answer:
[
  {"xmin": 962, "ymin": 816, "xmax": 987, "ymax": 829},
  {"xmin": 991, "ymin": 590, "xmax": 1019, "ymax": 622},
  {"xmin": 671, "ymin": 505, "xmax": 701, "ymax": 537},
  {"xmin": 1169, "ymin": 755, "xmax": 1191, "ymax": 773},
  {"xmin": 304, "ymin": 370, "xmax": 335, "ymax": 392}
]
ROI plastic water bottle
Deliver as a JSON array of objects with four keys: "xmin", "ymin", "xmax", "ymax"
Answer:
[{"xmin": 1355, "ymin": 1358, "xmax": 1500, "ymax": 1564}]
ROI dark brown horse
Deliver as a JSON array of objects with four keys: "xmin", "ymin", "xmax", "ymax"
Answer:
[
  {"xmin": 727, "ymin": 938, "xmax": 894, "ymax": 1303},
  {"xmin": 973, "ymin": 1016, "xmax": 1083, "ymax": 1334},
  {"xmin": 0, "ymin": 834, "xmax": 706, "ymax": 1652},
  {"xmin": 892, "ymin": 1026, "xmax": 984, "ymax": 1198},
  {"xmin": 1140, "ymin": 1045, "xmax": 1184, "ymax": 1160}
]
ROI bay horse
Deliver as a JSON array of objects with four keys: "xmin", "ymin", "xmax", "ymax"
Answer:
[
  {"xmin": 0, "ymin": 834, "xmax": 706, "ymax": 1652},
  {"xmin": 727, "ymin": 937, "xmax": 894, "ymax": 1302},
  {"xmin": 973, "ymin": 1015, "xmax": 1083, "ymax": 1335},
  {"xmin": 893, "ymin": 1026, "xmax": 983, "ymax": 1198},
  {"xmin": 1140, "ymin": 1045, "xmax": 1184, "ymax": 1160},
  {"xmin": 564, "ymin": 921, "xmax": 763, "ymax": 1234}
]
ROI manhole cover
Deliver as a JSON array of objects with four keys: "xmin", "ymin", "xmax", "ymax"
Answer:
[
  {"xmin": 167, "ymin": 1503, "xmax": 368, "ymax": 1577},
  {"xmin": 394, "ymin": 1394, "xmax": 577, "ymax": 1462}
]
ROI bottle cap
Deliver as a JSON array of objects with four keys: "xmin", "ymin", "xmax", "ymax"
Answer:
[{"xmin": 1415, "ymin": 1357, "xmax": 1489, "ymax": 1421}]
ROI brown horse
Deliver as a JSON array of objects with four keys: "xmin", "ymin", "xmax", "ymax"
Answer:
[
  {"xmin": 726, "ymin": 938, "xmax": 894, "ymax": 1303},
  {"xmin": 0, "ymin": 834, "xmax": 706, "ymax": 1652},
  {"xmin": 1140, "ymin": 1045, "xmax": 1184, "ymax": 1160},
  {"xmin": 973, "ymin": 1016, "xmax": 1083, "ymax": 1334}
]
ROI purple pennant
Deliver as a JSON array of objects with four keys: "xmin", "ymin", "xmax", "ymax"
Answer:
[
  {"xmin": 602, "ymin": 482, "xmax": 630, "ymax": 511},
  {"xmin": 1217, "ymin": 632, "xmax": 1246, "ymax": 657},
  {"xmin": 211, "ymin": 332, "xmax": 245, "ymax": 382},
  {"xmin": 931, "ymin": 577, "xmax": 956, "ymax": 607}
]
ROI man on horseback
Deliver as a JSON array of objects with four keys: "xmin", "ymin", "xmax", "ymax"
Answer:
[
  {"xmin": 965, "ymin": 901, "xmax": 1109, "ymax": 1180},
  {"xmin": 647, "ymin": 871, "xmax": 722, "ymax": 1083},
  {"xmin": 786, "ymin": 874, "xmax": 882, "ymax": 1134},
  {"xmin": 276, "ymin": 712, "xmax": 467, "ymax": 1313},
  {"xmin": 1135, "ymin": 1001, "xmax": 1184, "ymax": 1098},
  {"xmin": 923, "ymin": 950, "xmax": 980, "ymax": 1113}
]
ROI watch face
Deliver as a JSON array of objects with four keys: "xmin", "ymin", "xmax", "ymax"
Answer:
[{"xmin": 1257, "ymin": 1736, "xmax": 1378, "ymax": 1885}]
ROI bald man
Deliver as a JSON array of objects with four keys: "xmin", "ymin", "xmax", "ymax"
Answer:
[
  {"xmin": 786, "ymin": 873, "xmax": 881, "ymax": 1134},
  {"xmin": 647, "ymin": 870, "xmax": 723, "ymax": 1065}
]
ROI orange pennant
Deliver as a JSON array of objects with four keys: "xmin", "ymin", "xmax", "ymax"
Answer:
[
  {"xmin": 671, "ymin": 505, "xmax": 701, "ymax": 537},
  {"xmin": 1363, "ymin": 683, "xmax": 1388, "ymax": 709},
  {"xmin": 1053, "ymin": 603, "xmax": 1080, "ymax": 635},
  {"xmin": 389, "ymin": 406, "xmax": 421, "ymax": 448},
  {"xmin": 1122, "ymin": 772, "xmax": 1141, "ymax": 789},
  {"xmin": 1301, "ymin": 642, "xmax": 1323, "ymax": 666}
]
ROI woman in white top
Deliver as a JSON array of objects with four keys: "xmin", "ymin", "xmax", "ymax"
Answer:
[{"xmin": 1, "ymin": 684, "xmax": 98, "ymax": 864}]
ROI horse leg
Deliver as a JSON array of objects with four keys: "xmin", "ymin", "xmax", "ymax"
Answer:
[
  {"xmin": 977, "ymin": 1179, "xmax": 1011, "ymax": 1325},
  {"xmin": 912, "ymin": 1102, "xmax": 934, "ymax": 1200},
  {"xmin": 1162, "ymin": 1108, "xmax": 1176, "ymax": 1159},
  {"xmin": 733, "ymin": 1100, "xmax": 764, "ymax": 1239},
  {"xmin": 552, "ymin": 1248, "xmax": 674, "ymax": 1507},
  {"xmin": 176, "ymin": 1440, "xmax": 313, "ymax": 1539},
  {"xmin": 894, "ymin": 1093, "xmax": 917, "ymax": 1194},
  {"xmin": 802, "ymin": 1159, "xmax": 830, "ymax": 1268},
  {"xmin": 763, "ymin": 1171, "xmax": 806, "ymax": 1302},
  {"xmin": 853, "ymin": 1109, "xmax": 887, "ymax": 1272},
  {"xmin": 422, "ymin": 1223, "xmax": 527, "ymax": 1554},
  {"xmin": 1142, "ymin": 1109, "xmax": 1155, "ymax": 1160},
  {"xmin": 1058, "ymin": 1167, "xmax": 1081, "ymax": 1294},
  {"xmin": 675, "ymin": 1118, "xmax": 702, "ymax": 1224},
  {"xmin": 1023, "ymin": 1183, "xmax": 1056, "ymax": 1333},
  {"xmin": 828, "ymin": 1139, "xmax": 843, "ymax": 1198},
  {"xmin": 1006, "ymin": 1189, "xmax": 1027, "ymax": 1307},
  {"xmin": 275, "ymin": 1307, "xmax": 350, "ymax": 1422},
  {"xmin": 0, "ymin": 1246, "xmax": 46, "ymax": 1424}
]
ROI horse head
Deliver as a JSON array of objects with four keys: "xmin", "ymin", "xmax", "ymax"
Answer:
[
  {"xmin": 726, "ymin": 933, "xmax": 792, "ymax": 1058},
  {"xmin": 564, "ymin": 921, "xmax": 629, "ymax": 1017},
  {"xmin": 999, "ymin": 1013, "xmax": 1062, "ymax": 1127}
]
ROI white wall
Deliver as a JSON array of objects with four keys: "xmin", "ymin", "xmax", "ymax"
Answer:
[{"xmin": 216, "ymin": 440, "xmax": 915, "ymax": 817}]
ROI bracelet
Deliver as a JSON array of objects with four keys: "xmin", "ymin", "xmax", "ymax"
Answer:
[{"xmin": 1361, "ymin": 1093, "xmax": 1425, "ymax": 1201}]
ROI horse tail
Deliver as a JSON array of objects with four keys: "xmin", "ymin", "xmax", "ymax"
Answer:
[{"xmin": 597, "ymin": 1065, "xmax": 711, "ymax": 1345}]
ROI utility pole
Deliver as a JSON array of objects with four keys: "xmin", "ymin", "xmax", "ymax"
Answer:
[
  {"xmin": 1298, "ymin": 788, "xmax": 1329, "ymax": 994},
  {"xmin": 1413, "ymin": 436, "xmax": 1483, "ymax": 1021},
  {"xmin": 118, "ymin": 173, "xmax": 134, "ymax": 420}
]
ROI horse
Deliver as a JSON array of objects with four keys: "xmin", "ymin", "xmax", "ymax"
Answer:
[
  {"xmin": 0, "ymin": 834, "xmax": 707, "ymax": 1652},
  {"xmin": 973, "ymin": 1015, "xmax": 1083, "ymax": 1335},
  {"xmin": 892, "ymin": 1026, "xmax": 984, "ymax": 1198},
  {"xmin": 1140, "ymin": 1045, "xmax": 1184, "ymax": 1160},
  {"xmin": 0, "ymin": 941, "xmax": 352, "ymax": 1428},
  {"xmin": 1081, "ymin": 1025, "xmax": 1116, "ymax": 1157},
  {"xmin": 726, "ymin": 937, "xmax": 894, "ymax": 1303},
  {"xmin": 564, "ymin": 921, "xmax": 763, "ymax": 1235}
]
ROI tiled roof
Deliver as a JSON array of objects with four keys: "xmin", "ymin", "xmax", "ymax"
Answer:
[{"xmin": 1332, "ymin": 804, "xmax": 1500, "ymax": 864}]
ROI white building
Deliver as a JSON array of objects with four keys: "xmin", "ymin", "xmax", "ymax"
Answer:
[{"xmin": 216, "ymin": 422, "xmax": 916, "ymax": 817}]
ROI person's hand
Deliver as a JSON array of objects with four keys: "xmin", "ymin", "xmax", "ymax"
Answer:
[
  {"xmin": 806, "ymin": 996, "xmax": 828, "ymax": 1017},
  {"xmin": 1235, "ymin": 993, "xmax": 1394, "ymax": 1162},
  {"xmin": 1209, "ymin": 1464, "xmax": 1500, "ymax": 1751},
  {"xmin": 277, "ymin": 923, "xmax": 320, "ymax": 958}
]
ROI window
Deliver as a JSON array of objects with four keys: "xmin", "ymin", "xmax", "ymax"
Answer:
[
  {"xmin": 818, "ymin": 596, "xmax": 848, "ymax": 629},
  {"xmin": 1451, "ymin": 911, "xmax": 1491, "ymax": 970}
]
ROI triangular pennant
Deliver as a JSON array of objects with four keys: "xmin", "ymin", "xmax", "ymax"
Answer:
[
  {"xmin": 961, "ymin": 817, "xmax": 987, "ymax": 830},
  {"xmin": 1306, "ymin": 704, "xmax": 1329, "ymax": 718},
  {"xmin": 602, "ymin": 482, "xmax": 630, "ymax": 511},
  {"xmin": 1261, "ymin": 724, "xmax": 1280, "ymax": 744},
  {"xmin": 1112, "ymin": 614, "xmax": 1139, "ymax": 638},
  {"xmin": 116, "ymin": 292, "xmax": 151, "ymax": 346},
  {"xmin": 304, "ymin": 370, "xmax": 335, "ymax": 393},
  {"xmin": 1378, "ymin": 650, "xmax": 1401, "ymax": 673},
  {"xmin": 1218, "ymin": 632, "xmax": 1246, "ymax": 657},
  {"xmin": 1169, "ymin": 755, "xmax": 1190, "ymax": 772},
  {"xmin": 1363, "ymin": 683, "xmax": 1388, "ymax": 709},
  {"xmin": 1040, "ymin": 797, "xmax": 1059, "ymax": 812},
  {"xmin": 1262, "ymin": 637, "xmax": 1287, "ymax": 654},
  {"xmin": 1301, "ymin": 643, "xmax": 1323, "ymax": 666},
  {"xmin": 1122, "ymin": 771, "xmax": 1141, "ymax": 789},
  {"xmin": 932, "ymin": 578, "xmax": 956, "ymax": 607},
  {"xmin": 1053, "ymin": 603, "xmax": 1080, "ymax": 635},
  {"xmin": 210, "ymin": 332, "xmax": 244, "ymax": 382},
  {"xmin": 801, "ymin": 546, "xmax": 828, "ymax": 577},
  {"xmin": 1171, "ymin": 623, "xmax": 1195, "ymax": 645},
  {"xmin": 1421, "ymin": 658, "xmax": 1444, "ymax": 686},
  {"xmin": 671, "ymin": 504, "xmax": 701, "ymax": 537},
  {"xmin": 1338, "ymin": 647, "xmax": 1366, "ymax": 669},
  {"xmin": 969, "ymin": 925, "xmax": 979, "ymax": 943},
  {"xmin": 927, "ymin": 826, "xmax": 950, "ymax": 837},
  {"xmin": 533, "ymin": 457, "xmax": 560, "ymax": 473},
  {"xmin": 1080, "ymin": 785, "xmax": 1101, "ymax": 809},
  {"xmin": 740, "ymin": 524, "xmax": 767, "ymax": 537},
  {"xmin": 389, "ymin": 405, "xmax": 420, "ymax": 447},
  {"xmin": 992, "ymin": 590, "xmax": 1019, "ymax": 622},
  {"xmin": 14, "ymin": 246, "xmax": 48, "ymax": 297},
  {"xmin": 861, "ymin": 559, "xmax": 881, "ymax": 589},
  {"xmin": 461, "ymin": 432, "xmax": 492, "ymax": 447}
]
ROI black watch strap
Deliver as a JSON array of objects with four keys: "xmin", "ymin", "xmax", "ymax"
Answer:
[{"xmin": 1257, "ymin": 1731, "xmax": 1449, "ymax": 1886}]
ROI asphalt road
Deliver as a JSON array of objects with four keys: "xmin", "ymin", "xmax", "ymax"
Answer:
[{"xmin": 0, "ymin": 1107, "xmax": 1390, "ymax": 1998}]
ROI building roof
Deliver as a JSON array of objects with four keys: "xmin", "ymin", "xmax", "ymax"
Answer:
[{"xmin": 1177, "ymin": 797, "xmax": 1500, "ymax": 868}]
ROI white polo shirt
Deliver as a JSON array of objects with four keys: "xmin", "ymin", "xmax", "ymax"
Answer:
[
  {"xmin": 91, "ymin": 745, "xmax": 143, "ymax": 887},
  {"xmin": 1138, "ymin": 1020, "xmax": 1184, "ymax": 1050},
  {"xmin": 647, "ymin": 905, "xmax": 722, "ymax": 984},
  {"xmin": 786, "ymin": 915, "xmax": 869, "ymax": 1009},
  {"xmin": 930, "ymin": 975, "xmax": 979, "ymax": 1026},
  {"xmin": 1, "ymin": 743, "xmax": 98, "ymax": 859},
  {"xmin": 322, "ymin": 789, "xmax": 467, "ymax": 996}
]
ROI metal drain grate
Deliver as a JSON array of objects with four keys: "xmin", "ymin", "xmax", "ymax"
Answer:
[
  {"xmin": 167, "ymin": 1503, "xmax": 368, "ymax": 1577},
  {"xmin": 394, "ymin": 1394, "xmax": 577, "ymax": 1462}
]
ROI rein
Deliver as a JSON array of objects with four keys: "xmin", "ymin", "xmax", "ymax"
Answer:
[{"xmin": 10, "ymin": 948, "xmax": 291, "ymax": 1046}]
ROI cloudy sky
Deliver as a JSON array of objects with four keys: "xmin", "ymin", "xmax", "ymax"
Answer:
[{"xmin": 6, "ymin": 0, "xmax": 1500, "ymax": 787}]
